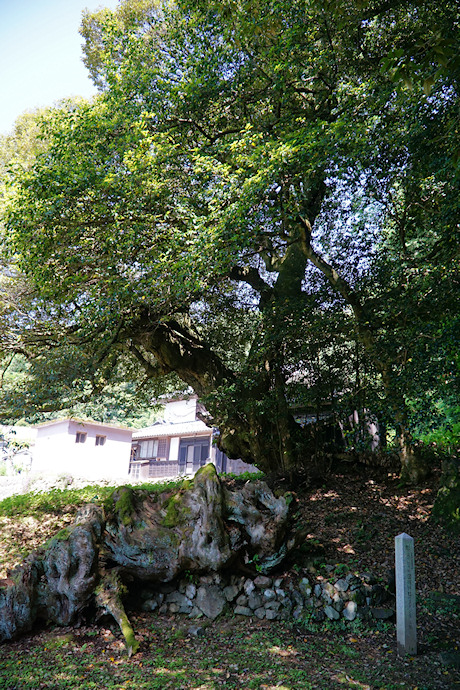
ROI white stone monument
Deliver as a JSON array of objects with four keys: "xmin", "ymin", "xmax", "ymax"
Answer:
[{"xmin": 395, "ymin": 532, "xmax": 417, "ymax": 655}]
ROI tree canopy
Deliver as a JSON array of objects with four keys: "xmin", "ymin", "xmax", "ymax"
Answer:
[{"xmin": 1, "ymin": 0, "xmax": 459, "ymax": 479}]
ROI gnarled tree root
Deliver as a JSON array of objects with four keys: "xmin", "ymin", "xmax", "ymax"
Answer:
[{"xmin": 95, "ymin": 570, "xmax": 139, "ymax": 657}]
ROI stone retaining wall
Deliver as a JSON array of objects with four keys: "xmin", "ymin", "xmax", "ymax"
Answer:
[{"xmin": 136, "ymin": 569, "xmax": 395, "ymax": 624}]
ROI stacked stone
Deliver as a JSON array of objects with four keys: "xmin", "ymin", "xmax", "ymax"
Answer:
[{"xmin": 139, "ymin": 570, "xmax": 394, "ymax": 623}]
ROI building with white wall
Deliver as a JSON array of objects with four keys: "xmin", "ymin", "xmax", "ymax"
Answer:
[
  {"xmin": 34, "ymin": 419, "xmax": 132, "ymax": 480},
  {"xmin": 131, "ymin": 397, "xmax": 257, "ymax": 479}
]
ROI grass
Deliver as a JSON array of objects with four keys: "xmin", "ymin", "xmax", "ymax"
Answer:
[
  {"xmin": 0, "ymin": 475, "xmax": 459, "ymax": 689},
  {"xmin": 0, "ymin": 479, "xmax": 185, "ymax": 519},
  {"xmin": 0, "ymin": 616, "xmax": 423, "ymax": 690},
  {"xmin": 0, "ymin": 479, "xmax": 185, "ymax": 578}
]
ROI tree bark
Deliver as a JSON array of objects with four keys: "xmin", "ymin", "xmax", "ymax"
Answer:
[
  {"xmin": 0, "ymin": 466, "xmax": 299, "ymax": 646},
  {"xmin": 128, "ymin": 316, "xmax": 300, "ymax": 473}
]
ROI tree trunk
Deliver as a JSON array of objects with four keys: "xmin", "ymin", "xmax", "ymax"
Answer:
[
  {"xmin": 395, "ymin": 415, "xmax": 429, "ymax": 484},
  {"xmin": 0, "ymin": 466, "xmax": 300, "ymax": 646}
]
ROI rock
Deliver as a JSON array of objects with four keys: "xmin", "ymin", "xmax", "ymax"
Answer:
[
  {"xmin": 234, "ymin": 605, "xmax": 252, "ymax": 616},
  {"xmin": 254, "ymin": 575, "xmax": 272, "ymax": 589},
  {"xmin": 265, "ymin": 600, "xmax": 281, "ymax": 611},
  {"xmin": 159, "ymin": 583, "xmax": 176, "ymax": 594},
  {"xmin": 187, "ymin": 624, "xmax": 205, "ymax": 637},
  {"xmin": 427, "ymin": 591, "xmax": 460, "ymax": 608},
  {"xmin": 386, "ymin": 568, "xmax": 396, "ymax": 594},
  {"xmin": 298, "ymin": 578, "xmax": 311, "ymax": 598},
  {"xmin": 255, "ymin": 607, "xmax": 266, "ymax": 619},
  {"xmin": 141, "ymin": 599, "xmax": 158, "ymax": 612},
  {"xmin": 314, "ymin": 584, "xmax": 322, "ymax": 598},
  {"xmin": 332, "ymin": 596, "xmax": 344, "ymax": 613},
  {"xmin": 265, "ymin": 609, "xmax": 279, "ymax": 620},
  {"xmin": 248, "ymin": 593, "xmax": 263, "ymax": 610},
  {"xmin": 371, "ymin": 608, "xmax": 394, "ymax": 620},
  {"xmin": 188, "ymin": 606, "xmax": 203, "ymax": 618},
  {"xmin": 334, "ymin": 578, "xmax": 349, "ymax": 592},
  {"xmin": 342, "ymin": 601, "xmax": 358, "ymax": 621},
  {"xmin": 361, "ymin": 572, "xmax": 377, "ymax": 585},
  {"xmin": 236, "ymin": 594, "xmax": 248, "ymax": 606},
  {"xmin": 244, "ymin": 579, "xmax": 256, "ymax": 596},
  {"xmin": 263, "ymin": 588, "xmax": 276, "ymax": 601},
  {"xmin": 195, "ymin": 585, "xmax": 226, "ymax": 620},
  {"xmin": 166, "ymin": 592, "xmax": 192, "ymax": 608},
  {"xmin": 199, "ymin": 575, "xmax": 214, "ymax": 585},
  {"xmin": 223, "ymin": 584, "xmax": 240, "ymax": 602},
  {"xmin": 349, "ymin": 588, "xmax": 366, "ymax": 606},
  {"xmin": 356, "ymin": 605, "xmax": 371, "ymax": 620},
  {"xmin": 292, "ymin": 605, "xmax": 303, "ymax": 620},
  {"xmin": 324, "ymin": 605, "xmax": 340, "ymax": 620},
  {"xmin": 292, "ymin": 590, "xmax": 303, "ymax": 607},
  {"xmin": 185, "ymin": 583, "xmax": 197, "ymax": 600},
  {"xmin": 370, "ymin": 584, "xmax": 388, "ymax": 606},
  {"xmin": 346, "ymin": 574, "xmax": 361, "ymax": 585},
  {"xmin": 324, "ymin": 582, "xmax": 335, "ymax": 597}
]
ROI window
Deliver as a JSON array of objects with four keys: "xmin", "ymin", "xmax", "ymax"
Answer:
[
  {"xmin": 139, "ymin": 439, "xmax": 158, "ymax": 459},
  {"xmin": 75, "ymin": 432, "xmax": 87, "ymax": 444},
  {"xmin": 138, "ymin": 438, "xmax": 169, "ymax": 461},
  {"xmin": 129, "ymin": 462, "xmax": 140, "ymax": 479},
  {"xmin": 157, "ymin": 438, "xmax": 169, "ymax": 459},
  {"xmin": 95, "ymin": 435, "xmax": 106, "ymax": 446}
]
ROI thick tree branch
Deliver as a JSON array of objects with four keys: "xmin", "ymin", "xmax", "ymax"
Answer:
[
  {"xmin": 297, "ymin": 215, "xmax": 364, "ymax": 320},
  {"xmin": 131, "ymin": 317, "xmax": 233, "ymax": 398},
  {"xmin": 297, "ymin": 216, "xmax": 383, "ymax": 364},
  {"xmin": 229, "ymin": 265, "xmax": 273, "ymax": 306},
  {"xmin": 127, "ymin": 342, "xmax": 168, "ymax": 379}
]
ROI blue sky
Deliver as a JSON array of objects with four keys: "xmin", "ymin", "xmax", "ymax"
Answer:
[{"xmin": 0, "ymin": 0, "xmax": 119, "ymax": 135}]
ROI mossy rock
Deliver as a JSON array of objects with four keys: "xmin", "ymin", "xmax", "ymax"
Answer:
[
  {"xmin": 162, "ymin": 492, "xmax": 193, "ymax": 528},
  {"xmin": 105, "ymin": 487, "xmax": 139, "ymax": 527},
  {"xmin": 46, "ymin": 527, "xmax": 72, "ymax": 547}
]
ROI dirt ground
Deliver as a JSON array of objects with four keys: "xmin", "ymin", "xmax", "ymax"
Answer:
[{"xmin": 0, "ymin": 462, "xmax": 459, "ymax": 689}]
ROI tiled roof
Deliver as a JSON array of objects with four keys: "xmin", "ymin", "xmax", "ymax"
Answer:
[{"xmin": 132, "ymin": 420, "xmax": 211, "ymax": 440}]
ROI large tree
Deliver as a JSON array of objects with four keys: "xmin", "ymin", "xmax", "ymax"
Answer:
[{"xmin": 1, "ymin": 0, "xmax": 458, "ymax": 479}]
